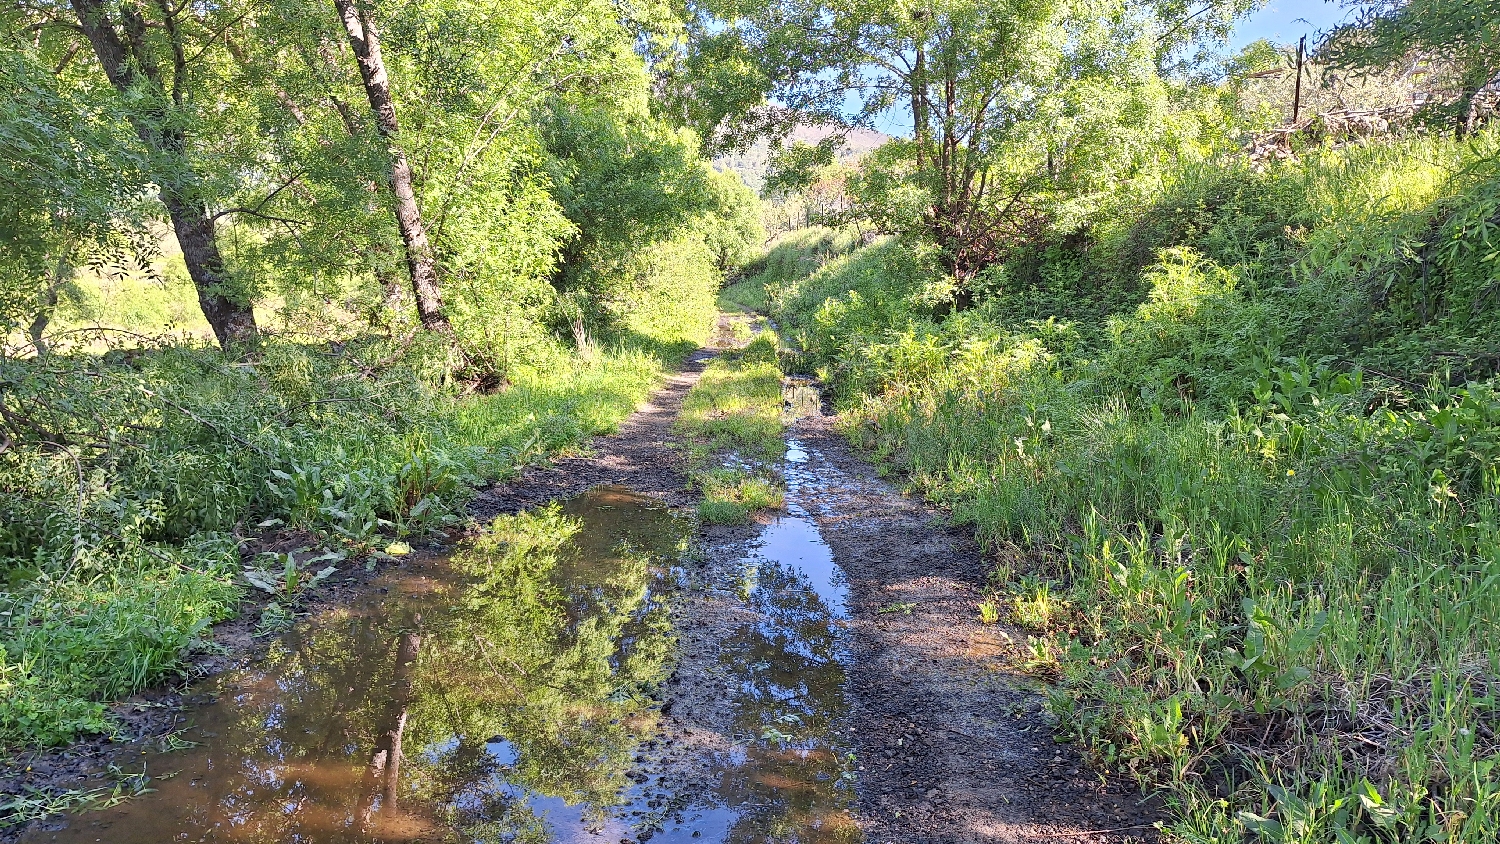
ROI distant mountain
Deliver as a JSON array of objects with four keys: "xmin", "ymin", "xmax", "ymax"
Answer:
[{"xmin": 714, "ymin": 126, "xmax": 890, "ymax": 193}]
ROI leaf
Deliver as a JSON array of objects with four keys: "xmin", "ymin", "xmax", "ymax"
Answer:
[
  {"xmin": 1356, "ymin": 780, "xmax": 1400, "ymax": 828},
  {"xmin": 1288, "ymin": 611, "xmax": 1327, "ymax": 655},
  {"xmin": 1236, "ymin": 811, "xmax": 1284, "ymax": 836},
  {"xmin": 307, "ymin": 565, "xmax": 339, "ymax": 588},
  {"xmin": 242, "ymin": 569, "xmax": 283, "ymax": 595}
]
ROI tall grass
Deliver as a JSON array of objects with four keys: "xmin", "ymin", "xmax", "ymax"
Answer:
[
  {"xmin": 768, "ymin": 130, "xmax": 1500, "ymax": 842},
  {"xmin": 676, "ymin": 320, "xmax": 786, "ymax": 523}
]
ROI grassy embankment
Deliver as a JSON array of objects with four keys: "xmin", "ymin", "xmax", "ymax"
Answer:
[
  {"xmin": 0, "ymin": 303, "xmax": 716, "ymax": 764},
  {"xmin": 756, "ymin": 133, "xmax": 1500, "ymax": 842},
  {"xmin": 675, "ymin": 314, "xmax": 787, "ymax": 524}
]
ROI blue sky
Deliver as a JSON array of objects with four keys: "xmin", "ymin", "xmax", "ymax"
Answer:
[{"xmin": 1230, "ymin": 1, "xmax": 1352, "ymax": 49}]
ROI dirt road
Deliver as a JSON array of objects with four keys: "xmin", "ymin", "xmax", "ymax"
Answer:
[{"xmin": 9, "ymin": 326, "xmax": 1159, "ymax": 843}]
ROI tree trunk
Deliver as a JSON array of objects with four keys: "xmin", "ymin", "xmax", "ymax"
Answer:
[
  {"xmin": 69, "ymin": 0, "xmax": 258, "ymax": 351},
  {"xmin": 162, "ymin": 194, "xmax": 259, "ymax": 347},
  {"xmin": 360, "ymin": 626, "xmax": 421, "ymax": 828},
  {"xmin": 28, "ymin": 247, "xmax": 73, "ymax": 358},
  {"xmin": 332, "ymin": 0, "xmax": 450, "ymax": 333},
  {"xmin": 1456, "ymin": 87, "xmax": 1478, "ymax": 139}
]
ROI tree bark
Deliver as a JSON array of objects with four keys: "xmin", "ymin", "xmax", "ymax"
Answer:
[
  {"xmin": 332, "ymin": 0, "xmax": 450, "ymax": 332},
  {"xmin": 1456, "ymin": 87, "xmax": 1478, "ymax": 139},
  {"xmin": 69, "ymin": 0, "xmax": 259, "ymax": 351},
  {"xmin": 29, "ymin": 246, "xmax": 73, "ymax": 358}
]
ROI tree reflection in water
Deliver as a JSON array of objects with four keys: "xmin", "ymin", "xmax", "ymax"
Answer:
[
  {"xmin": 32, "ymin": 486, "xmax": 861, "ymax": 844},
  {"xmin": 710, "ymin": 554, "xmax": 861, "ymax": 844},
  {"xmin": 34, "ymin": 487, "xmax": 685, "ymax": 844}
]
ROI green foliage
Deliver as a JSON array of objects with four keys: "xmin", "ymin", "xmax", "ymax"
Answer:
[
  {"xmin": 700, "ymin": 168, "xmax": 768, "ymax": 272},
  {"xmin": 1322, "ymin": 0, "xmax": 1500, "ymax": 132},
  {"xmin": 0, "ymin": 48, "xmax": 153, "ymax": 340},
  {"xmin": 1, "ymin": 551, "xmax": 239, "ymax": 746},
  {"xmin": 765, "ymin": 127, "xmax": 1500, "ymax": 842},
  {"xmin": 0, "ymin": 324, "xmax": 704, "ymax": 747},
  {"xmin": 671, "ymin": 0, "xmax": 1256, "ymax": 283}
]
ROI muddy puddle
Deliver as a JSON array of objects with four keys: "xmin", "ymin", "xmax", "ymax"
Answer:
[{"xmin": 31, "ymin": 446, "xmax": 861, "ymax": 843}]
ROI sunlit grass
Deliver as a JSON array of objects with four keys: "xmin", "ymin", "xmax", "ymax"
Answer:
[{"xmin": 677, "ymin": 328, "xmax": 787, "ymax": 523}]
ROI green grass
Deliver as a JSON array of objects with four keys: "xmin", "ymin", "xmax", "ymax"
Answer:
[
  {"xmin": 676, "ymin": 327, "xmax": 787, "ymax": 523},
  {"xmin": 695, "ymin": 468, "xmax": 785, "ymax": 523},
  {"xmin": 718, "ymin": 277, "xmax": 769, "ymax": 313},
  {"xmin": 1, "ymin": 317, "xmax": 713, "ymax": 752},
  {"xmin": 764, "ymin": 129, "xmax": 1500, "ymax": 843}
]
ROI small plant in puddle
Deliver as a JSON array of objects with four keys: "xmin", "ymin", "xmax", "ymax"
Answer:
[
  {"xmin": 0, "ymin": 785, "xmax": 112, "ymax": 826},
  {"xmin": 761, "ymin": 725, "xmax": 796, "ymax": 746},
  {"xmin": 877, "ymin": 601, "xmax": 917, "ymax": 615},
  {"xmin": 696, "ymin": 467, "xmax": 784, "ymax": 524},
  {"xmin": 977, "ymin": 600, "xmax": 1002, "ymax": 624}
]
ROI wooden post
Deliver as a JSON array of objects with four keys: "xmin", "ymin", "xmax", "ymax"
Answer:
[{"xmin": 1293, "ymin": 35, "xmax": 1306, "ymax": 124}]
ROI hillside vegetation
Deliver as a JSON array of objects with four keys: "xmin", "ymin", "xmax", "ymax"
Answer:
[{"xmin": 757, "ymin": 127, "xmax": 1500, "ymax": 841}]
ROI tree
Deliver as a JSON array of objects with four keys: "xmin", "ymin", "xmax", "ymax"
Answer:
[
  {"xmin": 1321, "ymin": 0, "xmax": 1500, "ymax": 137},
  {"xmin": 58, "ymin": 0, "xmax": 261, "ymax": 349},
  {"xmin": 0, "ymin": 47, "xmax": 152, "ymax": 355},
  {"xmin": 330, "ymin": 0, "xmax": 449, "ymax": 332},
  {"xmin": 669, "ymin": 0, "xmax": 1259, "ymax": 302},
  {"xmin": 700, "ymin": 168, "xmax": 767, "ymax": 271}
]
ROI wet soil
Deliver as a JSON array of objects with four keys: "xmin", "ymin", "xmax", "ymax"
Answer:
[
  {"xmin": 471, "ymin": 347, "xmax": 720, "ymax": 518},
  {"xmin": 781, "ymin": 418, "xmax": 1161, "ymax": 843},
  {"xmin": 5, "ymin": 322, "xmax": 1161, "ymax": 843}
]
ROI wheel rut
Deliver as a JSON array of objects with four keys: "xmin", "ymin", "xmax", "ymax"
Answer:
[{"xmin": 781, "ymin": 415, "xmax": 1161, "ymax": 843}]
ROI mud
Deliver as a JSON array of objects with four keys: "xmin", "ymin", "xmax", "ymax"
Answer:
[
  {"xmin": 5, "ymin": 321, "xmax": 1162, "ymax": 843},
  {"xmin": 782, "ymin": 417, "xmax": 1161, "ymax": 843}
]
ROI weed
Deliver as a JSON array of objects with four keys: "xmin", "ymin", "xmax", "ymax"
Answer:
[{"xmin": 1011, "ymin": 583, "xmax": 1065, "ymax": 631}]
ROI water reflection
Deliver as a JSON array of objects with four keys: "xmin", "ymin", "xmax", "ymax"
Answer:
[
  {"xmin": 30, "ymin": 487, "xmax": 686, "ymax": 844},
  {"xmin": 691, "ymin": 435, "xmax": 858, "ymax": 844},
  {"xmin": 31, "ymin": 465, "xmax": 861, "ymax": 844}
]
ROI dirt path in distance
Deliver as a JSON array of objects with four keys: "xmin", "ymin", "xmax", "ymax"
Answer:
[{"xmin": 471, "ymin": 344, "xmax": 721, "ymax": 519}]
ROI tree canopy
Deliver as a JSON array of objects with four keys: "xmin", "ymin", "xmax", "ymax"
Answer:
[{"xmin": 665, "ymin": 0, "xmax": 1261, "ymax": 293}]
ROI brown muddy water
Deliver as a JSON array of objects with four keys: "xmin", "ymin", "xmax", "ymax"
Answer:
[{"xmin": 29, "ymin": 463, "xmax": 859, "ymax": 843}]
